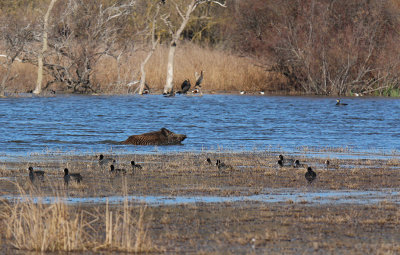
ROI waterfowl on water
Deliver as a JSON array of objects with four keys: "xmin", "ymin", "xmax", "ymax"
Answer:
[
  {"xmin": 259, "ymin": 91, "xmax": 265, "ymax": 95},
  {"xmin": 336, "ymin": 99, "xmax": 347, "ymax": 105},
  {"xmin": 64, "ymin": 168, "xmax": 83, "ymax": 186},
  {"xmin": 28, "ymin": 167, "xmax": 45, "ymax": 182},
  {"xmin": 192, "ymin": 88, "xmax": 200, "ymax": 94},
  {"xmin": 240, "ymin": 91, "xmax": 246, "ymax": 95},
  {"xmin": 305, "ymin": 166, "xmax": 317, "ymax": 184},
  {"xmin": 110, "ymin": 164, "xmax": 127, "ymax": 174}
]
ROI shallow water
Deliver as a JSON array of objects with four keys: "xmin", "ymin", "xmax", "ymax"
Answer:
[
  {"xmin": 2, "ymin": 189, "xmax": 399, "ymax": 206},
  {"xmin": 1, "ymin": 95, "xmax": 400, "ymax": 157}
]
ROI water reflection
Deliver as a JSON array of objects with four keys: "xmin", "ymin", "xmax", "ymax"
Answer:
[{"xmin": 2, "ymin": 189, "xmax": 399, "ymax": 206}]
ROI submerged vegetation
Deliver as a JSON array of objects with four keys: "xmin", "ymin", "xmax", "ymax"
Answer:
[{"xmin": 1, "ymin": 0, "xmax": 400, "ymax": 96}]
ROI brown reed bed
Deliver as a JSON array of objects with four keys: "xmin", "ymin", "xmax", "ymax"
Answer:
[{"xmin": 1, "ymin": 43, "xmax": 279, "ymax": 94}]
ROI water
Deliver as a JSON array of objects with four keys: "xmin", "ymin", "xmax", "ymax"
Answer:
[
  {"xmin": 1, "ymin": 95, "xmax": 400, "ymax": 157},
  {"xmin": 2, "ymin": 189, "xmax": 399, "ymax": 206}
]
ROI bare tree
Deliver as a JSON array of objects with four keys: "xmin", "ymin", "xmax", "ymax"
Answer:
[
  {"xmin": 34, "ymin": 0, "xmax": 136, "ymax": 93},
  {"xmin": 0, "ymin": 18, "xmax": 32, "ymax": 97},
  {"xmin": 161, "ymin": 0, "xmax": 226, "ymax": 94},
  {"xmin": 137, "ymin": 2, "xmax": 161, "ymax": 95},
  {"xmin": 34, "ymin": 0, "xmax": 58, "ymax": 95}
]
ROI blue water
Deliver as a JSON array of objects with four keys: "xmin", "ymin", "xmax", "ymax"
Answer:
[
  {"xmin": 1, "ymin": 95, "xmax": 400, "ymax": 156},
  {"xmin": 2, "ymin": 189, "xmax": 399, "ymax": 205}
]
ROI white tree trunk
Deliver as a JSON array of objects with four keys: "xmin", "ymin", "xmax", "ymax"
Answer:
[
  {"xmin": 34, "ymin": 0, "xmax": 58, "ymax": 94},
  {"xmin": 138, "ymin": 50, "xmax": 154, "ymax": 94},
  {"xmin": 0, "ymin": 62, "xmax": 11, "ymax": 97},
  {"xmin": 164, "ymin": 43, "xmax": 177, "ymax": 94},
  {"xmin": 163, "ymin": 0, "xmax": 197, "ymax": 94},
  {"xmin": 162, "ymin": 0, "xmax": 226, "ymax": 93}
]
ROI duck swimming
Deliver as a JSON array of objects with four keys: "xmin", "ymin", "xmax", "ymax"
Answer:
[{"xmin": 336, "ymin": 99, "xmax": 348, "ymax": 106}]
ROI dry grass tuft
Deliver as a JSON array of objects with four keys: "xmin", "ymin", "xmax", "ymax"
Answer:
[
  {"xmin": 2, "ymin": 184, "xmax": 93, "ymax": 252},
  {"xmin": 1, "ymin": 182, "xmax": 155, "ymax": 252}
]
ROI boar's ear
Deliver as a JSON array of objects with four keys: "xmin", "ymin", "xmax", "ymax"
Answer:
[{"xmin": 161, "ymin": 128, "xmax": 168, "ymax": 136}]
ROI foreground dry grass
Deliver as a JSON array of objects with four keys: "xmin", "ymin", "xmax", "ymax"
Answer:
[
  {"xmin": 0, "ymin": 151, "xmax": 399, "ymax": 253},
  {"xmin": 1, "ymin": 199, "xmax": 399, "ymax": 254}
]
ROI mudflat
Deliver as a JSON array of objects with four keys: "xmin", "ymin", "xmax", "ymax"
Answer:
[{"xmin": 0, "ymin": 151, "xmax": 399, "ymax": 253}]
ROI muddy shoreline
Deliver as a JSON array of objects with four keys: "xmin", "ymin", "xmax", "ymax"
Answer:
[{"xmin": 0, "ymin": 151, "xmax": 399, "ymax": 253}]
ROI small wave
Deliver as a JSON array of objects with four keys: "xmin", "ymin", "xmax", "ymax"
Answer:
[
  {"xmin": 9, "ymin": 140, "xmax": 30, "ymax": 144},
  {"xmin": 97, "ymin": 140, "xmax": 122, "ymax": 145}
]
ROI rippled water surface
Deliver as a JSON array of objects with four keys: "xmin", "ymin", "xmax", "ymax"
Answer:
[
  {"xmin": 1, "ymin": 95, "xmax": 400, "ymax": 156},
  {"xmin": 3, "ymin": 189, "xmax": 399, "ymax": 205}
]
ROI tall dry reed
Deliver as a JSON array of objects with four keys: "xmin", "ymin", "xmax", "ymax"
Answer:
[
  {"xmin": 1, "ymin": 184, "xmax": 93, "ymax": 252},
  {"xmin": 96, "ymin": 178, "xmax": 153, "ymax": 252},
  {"xmin": 1, "ymin": 43, "xmax": 273, "ymax": 94},
  {"xmin": 1, "ymin": 181, "xmax": 155, "ymax": 252},
  {"xmin": 143, "ymin": 43, "xmax": 272, "ymax": 92}
]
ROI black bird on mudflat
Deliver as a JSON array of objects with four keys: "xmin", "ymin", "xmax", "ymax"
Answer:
[
  {"xmin": 64, "ymin": 168, "xmax": 83, "ymax": 186},
  {"xmin": 206, "ymin": 158, "xmax": 212, "ymax": 165},
  {"xmin": 277, "ymin": 154, "xmax": 294, "ymax": 167},
  {"xmin": 325, "ymin": 160, "xmax": 330, "ymax": 170},
  {"xmin": 305, "ymin": 167, "xmax": 317, "ymax": 184},
  {"xmin": 293, "ymin": 159, "xmax": 304, "ymax": 168},
  {"xmin": 216, "ymin": 159, "xmax": 233, "ymax": 171},
  {"xmin": 28, "ymin": 167, "xmax": 45, "ymax": 182},
  {"xmin": 98, "ymin": 154, "xmax": 115, "ymax": 166},
  {"xmin": 131, "ymin": 161, "xmax": 142, "ymax": 174},
  {"xmin": 110, "ymin": 164, "xmax": 127, "ymax": 174}
]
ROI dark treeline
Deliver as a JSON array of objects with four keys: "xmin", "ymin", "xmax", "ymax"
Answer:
[{"xmin": 1, "ymin": 0, "xmax": 400, "ymax": 96}]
